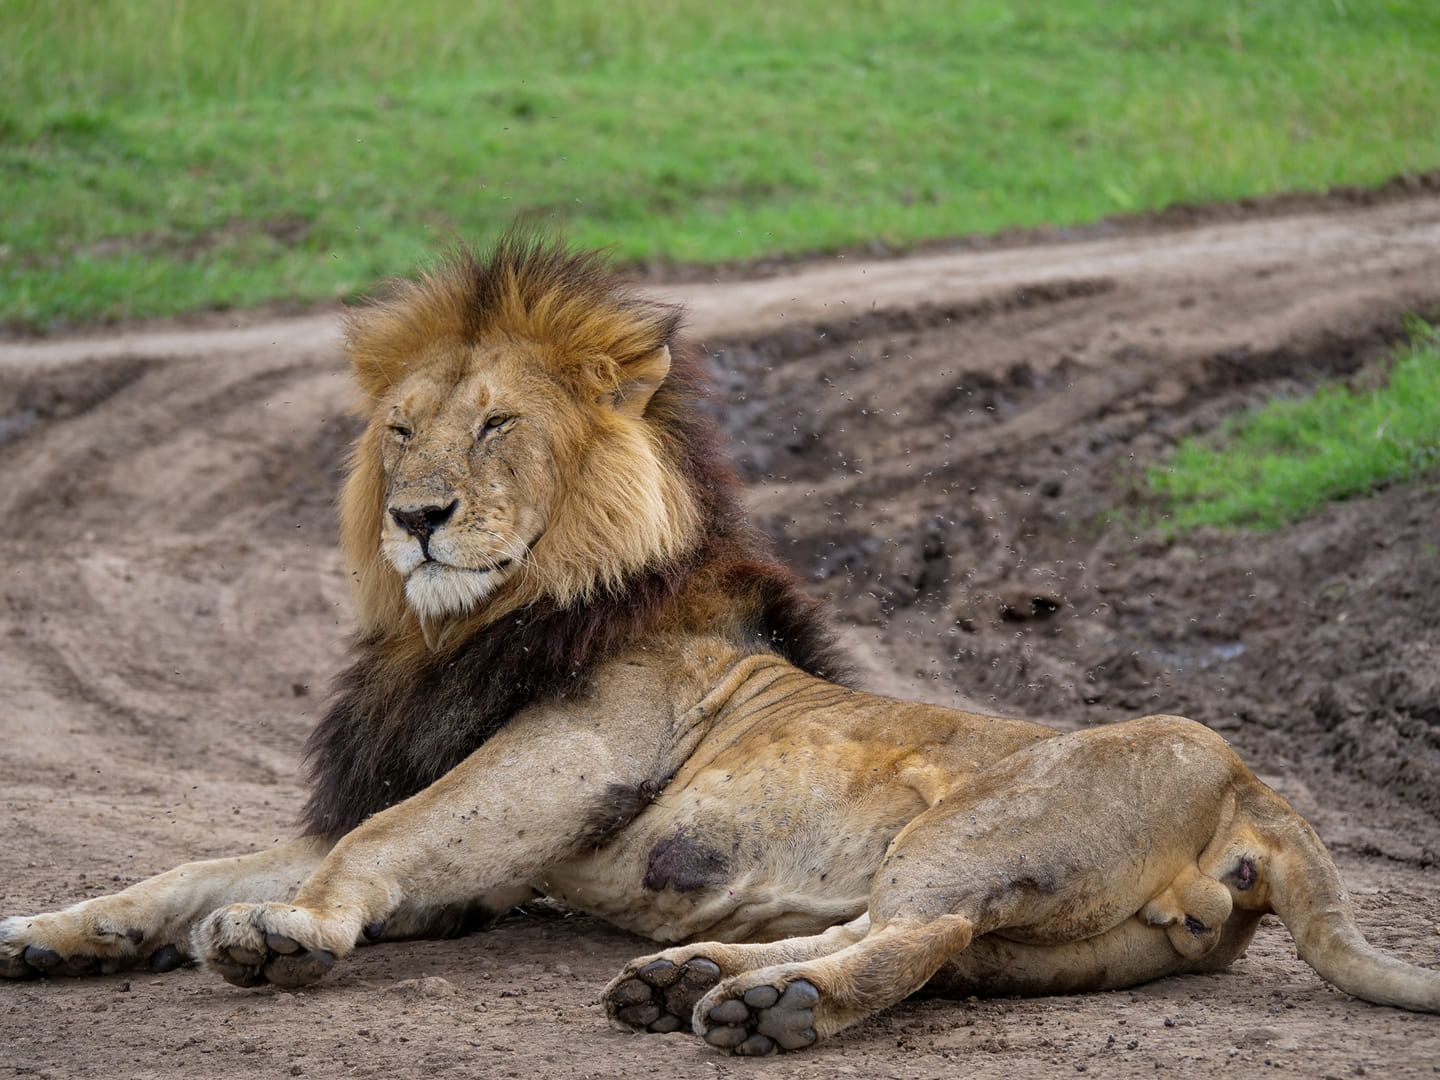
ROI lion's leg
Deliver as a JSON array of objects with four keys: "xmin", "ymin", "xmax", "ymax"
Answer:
[
  {"xmin": 692, "ymin": 913, "xmax": 976, "ymax": 1054},
  {"xmin": 190, "ymin": 695, "xmax": 701, "ymax": 990},
  {"xmin": 193, "ymin": 798, "xmax": 594, "ymax": 988},
  {"xmin": 604, "ymin": 916, "xmax": 871, "ymax": 1035},
  {"xmin": 684, "ymin": 904, "xmax": 1267, "ymax": 1055},
  {"xmin": 690, "ymin": 719, "xmax": 1265, "ymax": 1054},
  {"xmin": 609, "ymin": 902, "xmax": 1263, "ymax": 1046},
  {"xmin": 925, "ymin": 908, "xmax": 1264, "ymax": 997},
  {"xmin": 0, "ymin": 836, "xmax": 331, "ymax": 979},
  {"xmin": 192, "ymin": 792, "xmax": 550, "ymax": 990}
]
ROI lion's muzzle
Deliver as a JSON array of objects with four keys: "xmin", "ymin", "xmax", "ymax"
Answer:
[{"xmin": 389, "ymin": 500, "xmax": 458, "ymax": 558}]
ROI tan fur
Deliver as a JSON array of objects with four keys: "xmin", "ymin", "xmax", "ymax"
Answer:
[{"xmin": 3, "ymin": 238, "xmax": 1435, "ymax": 1055}]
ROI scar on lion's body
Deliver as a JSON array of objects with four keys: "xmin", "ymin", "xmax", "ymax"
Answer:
[{"xmin": 644, "ymin": 828, "xmax": 730, "ymax": 893}]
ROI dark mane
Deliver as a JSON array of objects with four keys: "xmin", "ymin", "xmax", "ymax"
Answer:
[{"xmin": 301, "ymin": 248, "xmax": 848, "ymax": 838}]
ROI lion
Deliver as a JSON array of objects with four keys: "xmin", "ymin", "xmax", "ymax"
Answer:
[{"xmin": 2, "ymin": 233, "xmax": 1436, "ymax": 1054}]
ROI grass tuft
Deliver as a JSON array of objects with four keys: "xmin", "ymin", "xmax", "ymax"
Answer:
[{"xmin": 1145, "ymin": 321, "xmax": 1440, "ymax": 532}]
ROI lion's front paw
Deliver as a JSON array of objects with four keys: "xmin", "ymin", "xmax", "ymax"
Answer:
[
  {"xmin": 695, "ymin": 977, "xmax": 820, "ymax": 1056},
  {"xmin": 604, "ymin": 955, "xmax": 723, "ymax": 1034},
  {"xmin": 0, "ymin": 911, "xmax": 190, "ymax": 979},
  {"xmin": 194, "ymin": 903, "xmax": 348, "ymax": 989}
]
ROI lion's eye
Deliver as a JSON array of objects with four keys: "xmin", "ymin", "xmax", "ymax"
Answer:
[
  {"xmin": 481, "ymin": 414, "xmax": 513, "ymax": 434},
  {"xmin": 388, "ymin": 423, "xmax": 413, "ymax": 442}
]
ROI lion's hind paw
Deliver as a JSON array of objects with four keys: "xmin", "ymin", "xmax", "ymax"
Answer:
[
  {"xmin": 698, "ymin": 978, "xmax": 820, "ymax": 1055},
  {"xmin": 605, "ymin": 956, "xmax": 723, "ymax": 1034}
]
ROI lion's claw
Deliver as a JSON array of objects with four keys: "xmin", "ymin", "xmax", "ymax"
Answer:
[
  {"xmin": 606, "ymin": 956, "xmax": 723, "ymax": 1034},
  {"xmin": 700, "ymin": 979, "xmax": 819, "ymax": 1055}
]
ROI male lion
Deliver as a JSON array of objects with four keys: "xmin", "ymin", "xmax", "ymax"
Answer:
[{"xmin": 2, "ymin": 234, "xmax": 1437, "ymax": 1054}]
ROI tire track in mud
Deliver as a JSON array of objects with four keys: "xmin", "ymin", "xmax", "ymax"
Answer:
[
  {"xmin": 0, "ymin": 354, "xmax": 350, "ymax": 798},
  {"xmin": 0, "ymin": 355, "xmax": 353, "ymax": 543}
]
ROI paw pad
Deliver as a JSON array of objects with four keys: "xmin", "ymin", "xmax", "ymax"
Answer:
[
  {"xmin": 608, "ymin": 957, "xmax": 722, "ymax": 1033},
  {"xmin": 702, "ymin": 979, "xmax": 819, "ymax": 1054}
]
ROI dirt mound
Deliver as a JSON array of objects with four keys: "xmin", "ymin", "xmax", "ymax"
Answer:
[{"xmin": 3, "ymin": 192, "xmax": 1439, "ymax": 1077}]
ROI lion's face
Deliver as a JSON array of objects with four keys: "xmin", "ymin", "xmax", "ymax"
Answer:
[
  {"xmin": 377, "ymin": 347, "xmax": 560, "ymax": 623},
  {"xmin": 346, "ymin": 335, "xmax": 696, "ymax": 645},
  {"xmin": 339, "ymin": 239, "xmax": 703, "ymax": 646}
]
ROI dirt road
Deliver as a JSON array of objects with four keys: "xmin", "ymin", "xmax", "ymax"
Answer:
[{"xmin": 3, "ymin": 191, "xmax": 1439, "ymax": 1078}]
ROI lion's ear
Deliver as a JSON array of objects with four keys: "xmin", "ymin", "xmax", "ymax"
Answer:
[{"xmin": 611, "ymin": 346, "xmax": 671, "ymax": 418}]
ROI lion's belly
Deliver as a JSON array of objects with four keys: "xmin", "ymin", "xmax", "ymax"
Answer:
[{"xmin": 536, "ymin": 754, "xmax": 930, "ymax": 943}]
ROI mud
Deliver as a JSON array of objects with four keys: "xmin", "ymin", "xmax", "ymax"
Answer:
[{"xmin": 2, "ymin": 191, "xmax": 1439, "ymax": 1078}]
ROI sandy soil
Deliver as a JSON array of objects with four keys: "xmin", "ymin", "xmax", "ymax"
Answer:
[{"xmin": 3, "ymin": 192, "xmax": 1440, "ymax": 1079}]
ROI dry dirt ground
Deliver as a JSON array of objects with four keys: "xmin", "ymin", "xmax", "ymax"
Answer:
[{"xmin": 3, "ymin": 191, "xmax": 1440, "ymax": 1079}]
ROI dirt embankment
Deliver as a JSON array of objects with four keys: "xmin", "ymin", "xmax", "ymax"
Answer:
[{"xmin": 2, "ymin": 191, "xmax": 1439, "ymax": 1078}]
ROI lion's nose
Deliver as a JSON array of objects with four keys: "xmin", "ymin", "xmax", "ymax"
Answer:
[{"xmin": 389, "ymin": 501, "xmax": 458, "ymax": 545}]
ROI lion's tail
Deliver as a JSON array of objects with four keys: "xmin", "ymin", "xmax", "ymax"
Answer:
[{"xmin": 1263, "ymin": 810, "xmax": 1440, "ymax": 1012}]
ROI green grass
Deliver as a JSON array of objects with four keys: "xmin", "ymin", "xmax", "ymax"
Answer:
[
  {"xmin": 1145, "ymin": 322, "xmax": 1440, "ymax": 532},
  {"xmin": 2, "ymin": 0, "xmax": 1439, "ymax": 328}
]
